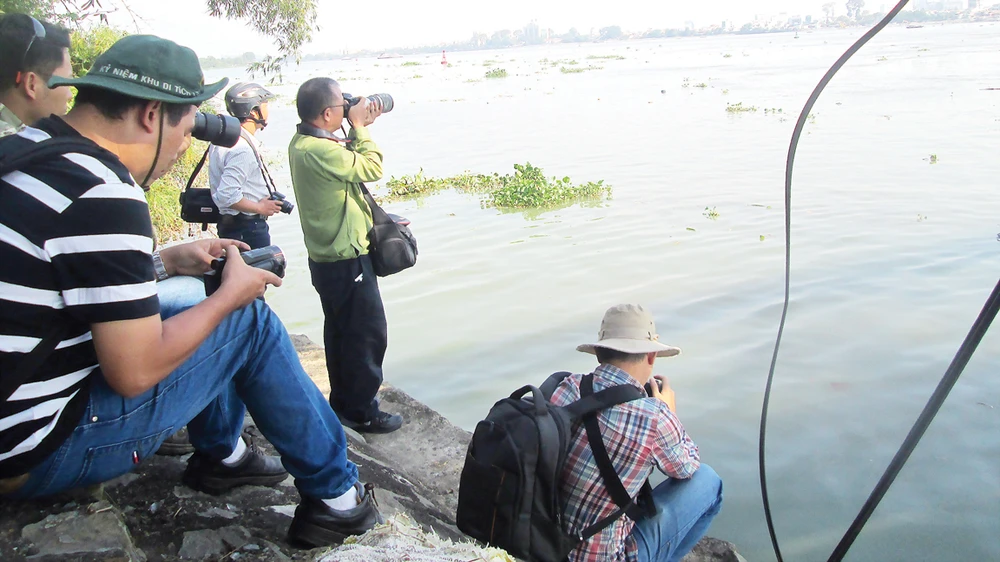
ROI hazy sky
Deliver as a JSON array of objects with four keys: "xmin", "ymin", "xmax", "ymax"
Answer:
[{"xmin": 105, "ymin": 0, "xmax": 859, "ymax": 57}]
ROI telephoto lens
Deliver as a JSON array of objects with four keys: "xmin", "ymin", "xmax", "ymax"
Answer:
[
  {"xmin": 367, "ymin": 93, "xmax": 394, "ymax": 113},
  {"xmin": 343, "ymin": 93, "xmax": 394, "ymax": 115},
  {"xmin": 192, "ymin": 112, "xmax": 241, "ymax": 147}
]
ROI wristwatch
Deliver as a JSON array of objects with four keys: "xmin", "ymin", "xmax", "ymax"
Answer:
[{"xmin": 152, "ymin": 251, "xmax": 169, "ymax": 282}]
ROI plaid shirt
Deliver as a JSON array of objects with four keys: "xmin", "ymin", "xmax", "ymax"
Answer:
[{"xmin": 549, "ymin": 364, "xmax": 701, "ymax": 562}]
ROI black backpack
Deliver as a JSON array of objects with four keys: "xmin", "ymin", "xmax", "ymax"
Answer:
[{"xmin": 456, "ymin": 372, "xmax": 654, "ymax": 562}]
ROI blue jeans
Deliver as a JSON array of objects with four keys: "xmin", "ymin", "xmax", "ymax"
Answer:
[
  {"xmin": 218, "ymin": 216, "xmax": 270, "ymax": 249},
  {"xmin": 632, "ymin": 465, "xmax": 723, "ymax": 562},
  {"xmin": 10, "ymin": 276, "xmax": 357, "ymax": 501}
]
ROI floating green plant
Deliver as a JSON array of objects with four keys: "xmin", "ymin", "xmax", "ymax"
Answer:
[
  {"xmin": 382, "ymin": 163, "xmax": 611, "ymax": 210},
  {"xmin": 726, "ymin": 102, "xmax": 758, "ymax": 113},
  {"xmin": 484, "ymin": 68, "xmax": 508, "ymax": 79}
]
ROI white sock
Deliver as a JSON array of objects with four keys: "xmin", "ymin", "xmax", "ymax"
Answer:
[
  {"xmin": 221, "ymin": 437, "xmax": 248, "ymax": 466},
  {"xmin": 322, "ymin": 485, "xmax": 360, "ymax": 511}
]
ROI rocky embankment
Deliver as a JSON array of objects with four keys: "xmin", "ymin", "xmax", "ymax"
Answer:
[{"xmin": 0, "ymin": 335, "xmax": 746, "ymax": 561}]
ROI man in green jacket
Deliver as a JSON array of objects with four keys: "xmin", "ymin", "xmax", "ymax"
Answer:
[{"xmin": 287, "ymin": 78, "xmax": 403, "ymax": 434}]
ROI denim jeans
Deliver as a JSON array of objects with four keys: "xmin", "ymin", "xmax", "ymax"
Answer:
[
  {"xmin": 307, "ymin": 255, "xmax": 386, "ymax": 423},
  {"xmin": 632, "ymin": 465, "xmax": 723, "ymax": 562},
  {"xmin": 10, "ymin": 276, "xmax": 357, "ymax": 501},
  {"xmin": 218, "ymin": 216, "xmax": 270, "ymax": 249}
]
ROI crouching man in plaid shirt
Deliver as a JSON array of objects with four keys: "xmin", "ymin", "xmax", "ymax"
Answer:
[{"xmin": 550, "ymin": 304, "xmax": 723, "ymax": 562}]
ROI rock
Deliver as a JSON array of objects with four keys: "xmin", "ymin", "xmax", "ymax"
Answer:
[
  {"xmin": 20, "ymin": 501, "xmax": 145, "ymax": 561},
  {"xmin": 178, "ymin": 529, "xmax": 225, "ymax": 560},
  {"xmin": 683, "ymin": 537, "xmax": 748, "ymax": 562}
]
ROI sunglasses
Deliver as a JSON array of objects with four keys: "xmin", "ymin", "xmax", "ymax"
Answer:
[{"xmin": 20, "ymin": 16, "xmax": 46, "ymax": 68}]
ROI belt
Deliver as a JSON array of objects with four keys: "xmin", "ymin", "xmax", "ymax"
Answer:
[
  {"xmin": 220, "ymin": 214, "xmax": 265, "ymax": 222},
  {"xmin": 0, "ymin": 473, "xmax": 28, "ymax": 494}
]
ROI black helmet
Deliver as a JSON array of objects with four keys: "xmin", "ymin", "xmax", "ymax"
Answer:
[{"xmin": 224, "ymin": 82, "xmax": 274, "ymax": 121}]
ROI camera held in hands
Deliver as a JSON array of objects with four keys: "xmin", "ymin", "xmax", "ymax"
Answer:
[
  {"xmin": 342, "ymin": 93, "xmax": 394, "ymax": 117},
  {"xmin": 192, "ymin": 112, "xmax": 241, "ymax": 148},
  {"xmin": 268, "ymin": 191, "xmax": 294, "ymax": 214},
  {"xmin": 204, "ymin": 245, "xmax": 287, "ymax": 296},
  {"xmin": 644, "ymin": 377, "xmax": 662, "ymax": 397}
]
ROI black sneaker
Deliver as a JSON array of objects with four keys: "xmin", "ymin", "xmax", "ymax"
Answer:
[
  {"xmin": 287, "ymin": 482, "xmax": 384, "ymax": 548},
  {"xmin": 156, "ymin": 427, "xmax": 195, "ymax": 456},
  {"xmin": 336, "ymin": 410, "xmax": 403, "ymax": 434},
  {"xmin": 182, "ymin": 433, "xmax": 288, "ymax": 495}
]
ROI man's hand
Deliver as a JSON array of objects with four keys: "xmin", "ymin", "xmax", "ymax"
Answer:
[
  {"xmin": 256, "ymin": 198, "xmax": 285, "ymax": 217},
  {"xmin": 214, "ymin": 245, "xmax": 282, "ymax": 308},
  {"xmin": 348, "ymin": 97, "xmax": 382, "ymax": 128},
  {"xmin": 158, "ymin": 239, "xmax": 250, "ymax": 277},
  {"xmin": 648, "ymin": 375, "xmax": 677, "ymax": 413}
]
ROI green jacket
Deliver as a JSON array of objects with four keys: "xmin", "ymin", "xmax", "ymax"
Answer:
[
  {"xmin": 288, "ymin": 126, "xmax": 384, "ymax": 263},
  {"xmin": 0, "ymin": 104, "xmax": 24, "ymax": 138}
]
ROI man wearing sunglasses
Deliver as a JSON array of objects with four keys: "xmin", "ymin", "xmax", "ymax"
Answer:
[{"xmin": 0, "ymin": 13, "xmax": 73, "ymax": 138}]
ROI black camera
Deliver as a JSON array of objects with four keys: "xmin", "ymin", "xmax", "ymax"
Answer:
[
  {"xmin": 644, "ymin": 378, "xmax": 662, "ymax": 397},
  {"xmin": 204, "ymin": 245, "xmax": 287, "ymax": 296},
  {"xmin": 192, "ymin": 111, "xmax": 241, "ymax": 147},
  {"xmin": 268, "ymin": 191, "xmax": 294, "ymax": 214},
  {"xmin": 342, "ymin": 93, "xmax": 394, "ymax": 117}
]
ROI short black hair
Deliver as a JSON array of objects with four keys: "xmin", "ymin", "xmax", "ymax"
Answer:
[
  {"xmin": 0, "ymin": 14, "xmax": 71, "ymax": 92},
  {"xmin": 73, "ymin": 86, "xmax": 192, "ymax": 127},
  {"xmin": 595, "ymin": 347, "xmax": 648, "ymax": 365},
  {"xmin": 296, "ymin": 77, "xmax": 339, "ymax": 121}
]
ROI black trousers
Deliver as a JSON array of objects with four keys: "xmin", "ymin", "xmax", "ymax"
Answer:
[{"xmin": 308, "ymin": 254, "xmax": 386, "ymax": 423}]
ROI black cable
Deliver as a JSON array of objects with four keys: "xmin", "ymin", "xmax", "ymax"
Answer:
[
  {"xmin": 827, "ymin": 277, "xmax": 1000, "ymax": 561},
  {"xmin": 759, "ymin": 3, "xmax": 912, "ymax": 561}
]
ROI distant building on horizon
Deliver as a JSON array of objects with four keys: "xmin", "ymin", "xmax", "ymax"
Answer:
[{"xmin": 914, "ymin": 0, "xmax": 967, "ymax": 10}]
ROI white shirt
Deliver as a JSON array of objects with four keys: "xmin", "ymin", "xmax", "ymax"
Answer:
[{"xmin": 208, "ymin": 132, "xmax": 270, "ymax": 216}]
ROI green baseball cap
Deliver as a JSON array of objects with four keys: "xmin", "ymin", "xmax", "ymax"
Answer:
[{"xmin": 49, "ymin": 35, "xmax": 228, "ymax": 104}]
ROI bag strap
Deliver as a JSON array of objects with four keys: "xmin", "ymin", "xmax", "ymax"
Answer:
[
  {"xmin": 540, "ymin": 371, "xmax": 571, "ymax": 399},
  {"xmin": 577, "ymin": 373, "xmax": 650, "ymax": 540},
  {"xmin": 357, "ymin": 182, "xmax": 393, "ymax": 227},
  {"xmin": 183, "ymin": 146, "xmax": 211, "ymax": 193}
]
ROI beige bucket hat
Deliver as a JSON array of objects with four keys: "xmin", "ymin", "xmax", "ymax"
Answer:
[{"xmin": 577, "ymin": 304, "xmax": 681, "ymax": 358}]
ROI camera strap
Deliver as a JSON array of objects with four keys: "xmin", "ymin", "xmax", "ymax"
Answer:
[
  {"xmin": 240, "ymin": 128, "xmax": 277, "ymax": 196},
  {"xmin": 295, "ymin": 122, "xmax": 350, "ymax": 144}
]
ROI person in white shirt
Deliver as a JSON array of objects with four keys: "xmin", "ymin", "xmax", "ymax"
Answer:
[{"xmin": 209, "ymin": 82, "xmax": 285, "ymax": 249}]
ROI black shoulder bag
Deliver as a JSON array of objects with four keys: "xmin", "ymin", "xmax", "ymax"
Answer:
[{"xmin": 178, "ymin": 147, "xmax": 219, "ymax": 231}]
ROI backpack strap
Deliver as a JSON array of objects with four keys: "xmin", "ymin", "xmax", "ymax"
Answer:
[
  {"xmin": 540, "ymin": 371, "xmax": 571, "ymax": 400},
  {"xmin": 577, "ymin": 373, "xmax": 652, "ymax": 540}
]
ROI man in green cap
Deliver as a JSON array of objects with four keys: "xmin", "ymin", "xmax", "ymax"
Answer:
[{"xmin": 0, "ymin": 35, "xmax": 383, "ymax": 548}]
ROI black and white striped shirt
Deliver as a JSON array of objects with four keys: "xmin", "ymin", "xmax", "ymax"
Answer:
[{"xmin": 0, "ymin": 117, "xmax": 159, "ymax": 478}]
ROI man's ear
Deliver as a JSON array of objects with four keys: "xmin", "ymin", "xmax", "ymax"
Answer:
[
  {"xmin": 647, "ymin": 352, "xmax": 657, "ymax": 366},
  {"xmin": 21, "ymin": 71, "xmax": 43, "ymax": 101},
  {"xmin": 138, "ymin": 100, "xmax": 162, "ymax": 134}
]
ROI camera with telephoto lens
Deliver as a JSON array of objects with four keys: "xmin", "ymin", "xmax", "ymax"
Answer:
[
  {"xmin": 204, "ymin": 245, "xmax": 286, "ymax": 296},
  {"xmin": 342, "ymin": 93, "xmax": 394, "ymax": 117},
  {"xmin": 192, "ymin": 112, "xmax": 241, "ymax": 147},
  {"xmin": 268, "ymin": 191, "xmax": 294, "ymax": 214}
]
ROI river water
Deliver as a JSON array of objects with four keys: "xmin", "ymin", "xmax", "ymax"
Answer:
[{"xmin": 205, "ymin": 22, "xmax": 1000, "ymax": 561}]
